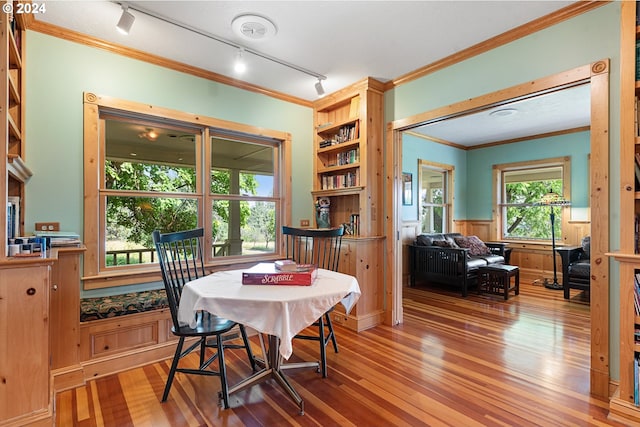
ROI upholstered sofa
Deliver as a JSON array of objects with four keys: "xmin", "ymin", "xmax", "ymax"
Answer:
[
  {"xmin": 409, "ymin": 233, "xmax": 510, "ymax": 297},
  {"xmin": 556, "ymin": 236, "xmax": 590, "ymax": 300}
]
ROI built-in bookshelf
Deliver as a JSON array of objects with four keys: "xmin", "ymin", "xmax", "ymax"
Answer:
[
  {"xmin": 1, "ymin": 3, "xmax": 31, "ymax": 258},
  {"xmin": 312, "ymin": 77, "xmax": 384, "ymax": 236},
  {"xmin": 610, "ymin": 1, "xmax": 640, "ymax": 424},
  {"xmin": 311, "ymin": 77, "xmax": 386, "ymax": 331}
]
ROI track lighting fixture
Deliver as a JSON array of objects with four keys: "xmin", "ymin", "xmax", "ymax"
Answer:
[
  {"xmin": 116, "ymin": 5, "xmax": 135, "ymax": 35},
  {"xmin": 234, "ymin": 48, "xmax": 247, "ymax": 73},
  {"xmin": 113, "ymin": 3, "xmax": 328, "ymax": 96},
  {"xmin": 315, "ymin": 79, "xmax": 325, "ymax": 97}
]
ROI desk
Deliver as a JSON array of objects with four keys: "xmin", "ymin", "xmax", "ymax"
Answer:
[{"xmin": 177, "ymin": 268, "xmax": 361, "ymax": 414}]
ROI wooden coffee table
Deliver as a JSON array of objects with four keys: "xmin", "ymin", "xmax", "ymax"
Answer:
[{"xmin": 478, "ymin": 264, "xmax": 519, "ymax": 300}]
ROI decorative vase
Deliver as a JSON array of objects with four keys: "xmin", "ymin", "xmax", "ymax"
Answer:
[{"xmin": 315, "ymin": 197, "xmax": 331, "ymax": 228}]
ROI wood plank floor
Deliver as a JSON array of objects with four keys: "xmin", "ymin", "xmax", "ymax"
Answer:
[{"xmin": 55, "ymin": 282, "xmax": 624, "ymax": 427}]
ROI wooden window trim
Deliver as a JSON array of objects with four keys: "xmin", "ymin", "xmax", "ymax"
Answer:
[{"xmin": 82, "ymin": 92, "xmax": 292, "ymax": 289}]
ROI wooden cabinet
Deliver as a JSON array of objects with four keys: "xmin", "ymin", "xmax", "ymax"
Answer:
[
  {"xmin": 312, "ymin": 78, "xmax": 385, "ymax": 331},
  {"xmin": 610, "ymin": 1, "xmax": 640, "ymax": 424},
  {"xmin": 0, "ymin": 261, "xmax": 52, "ymax": 426},
  {"xmin": 1, "ymin": 2, "xmax": 31, "ymax": 258},
  {"xmin": 50, "ymin": 247, "xmax": 85, "ymax": 391}
]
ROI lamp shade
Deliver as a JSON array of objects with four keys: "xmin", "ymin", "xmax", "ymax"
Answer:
[{"xmin": 539, "ymin": 190, "xmax": 571, "ymax": 206}]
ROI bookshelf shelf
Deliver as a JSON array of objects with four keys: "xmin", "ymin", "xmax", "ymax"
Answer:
[
  {"xmin": 318, "ymin": 162, "xmax": 361, "ymax": 174},
  {"xmin": 316, "ymin": 117, "xmax": 359, "ymax": 136},
  {"xmin": 317, "ymin": 139, "xmax": 360, "ymax": 154}
]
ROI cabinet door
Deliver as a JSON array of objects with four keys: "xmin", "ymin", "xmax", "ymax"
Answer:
[{"xmin": 0, "ymin": 265, "xmax": 50, "ymax": 423}]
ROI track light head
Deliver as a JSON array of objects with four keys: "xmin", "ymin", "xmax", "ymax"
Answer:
[
  {"xmin": 234, "ymin": 48, "xmax": 247, "ymax": 73},
  {"xmin": 315, "ymin": 79, "xmax": 325, "ymax": 97},
  {"xmin": 116, "ymin": 5, "xmax": 135, "ymax": 35}
]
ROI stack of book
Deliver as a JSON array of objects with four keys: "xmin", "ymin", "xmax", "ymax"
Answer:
[{"xmin": 33, "ymin": 230, "xmax": 81, "ymax": 247}]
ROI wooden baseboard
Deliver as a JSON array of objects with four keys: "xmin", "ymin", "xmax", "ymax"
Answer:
[
  {"xmin": 80, "ymin": 341, "xmax": 178, "ymax": 382},
  {"xmin": 609, "ymin": 393, "xmax": 640, "ymax": 426},
  {"xmin": 0, "ymin": 409, "xmax": 52, "ymax": 427},
  {"xmin": 332, "ymin": 309, "xmax": 384, "ymax": 332},
  {"xmin": 52, "ymin": 364, "xmax": 85, "ymax": 392}
]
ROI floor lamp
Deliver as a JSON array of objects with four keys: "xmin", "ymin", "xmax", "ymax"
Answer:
[{"xmin": 539, "ymin": 190, "xmax": 571, "ymax": 290}]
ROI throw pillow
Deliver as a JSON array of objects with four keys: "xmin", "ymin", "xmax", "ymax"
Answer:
[
  {"xmin": 416, "ymin": 234, "xmax": 434, "ymax": 246},
  {"xmin": 433, "ymin": 236, "xmax": 459, "ymax": 248},
  {"xmin": 454, "ymin": 235, "xmax": 491, "ymax": 256},
  {"xmin": 433, "ymin": 239, "xmax": 454, "ymax": 248}
]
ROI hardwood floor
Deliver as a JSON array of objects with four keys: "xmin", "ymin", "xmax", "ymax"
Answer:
[{"xmin": 55, "ymin": 281, "xmax": 623, "ymax": 426}]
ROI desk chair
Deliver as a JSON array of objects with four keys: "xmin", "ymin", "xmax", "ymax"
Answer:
[
  {"xmin": 153, "ymin": 228, "xmax": 255, "ymax": 408},
  {"xmin": 281, "ymin": 225, "xmax": 344, "ymax": 377}
]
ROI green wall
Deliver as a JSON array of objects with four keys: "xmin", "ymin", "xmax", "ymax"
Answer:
[
  {"xmin": 387, "ymin": 2, "xmax": 621, "ymax": 378},
  {"xmin": 402, "ymin": 131, "xmax": 590, "ymax": 222},
  {"xmin": 24, "ymin": 31, "xmax": 313, "ymax": 296}
]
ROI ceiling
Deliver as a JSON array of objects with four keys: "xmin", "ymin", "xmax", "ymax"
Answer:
[{"xmin": 35, "ymin": 1, "xmax": 590, "ymax": 146}]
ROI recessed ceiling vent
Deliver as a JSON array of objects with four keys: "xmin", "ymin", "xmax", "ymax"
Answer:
[{"xmin": 231, "ymin": 14, "xmax": 277, "ymax": 41}]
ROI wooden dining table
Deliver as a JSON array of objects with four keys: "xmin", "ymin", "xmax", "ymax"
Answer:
[{"xmin": 176, "ymin": 267, "xmax": 361, "ymax": 414}]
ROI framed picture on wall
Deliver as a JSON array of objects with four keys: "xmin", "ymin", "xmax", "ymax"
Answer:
[{"xmin": 402, "ymin": 172, "xmax": 412, "ymax": 205}]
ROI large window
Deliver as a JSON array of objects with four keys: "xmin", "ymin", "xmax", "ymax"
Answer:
[
  {"xmin": 418, "ymin": 160, "xmax": 453, "ymax": 233},
  {"xmin": 496, "ymin": 158, "xmax": 570, "ymax": 241},
  {"xmin": 84, "ymin": 94, "xmax": 290, "ymax": 288}
]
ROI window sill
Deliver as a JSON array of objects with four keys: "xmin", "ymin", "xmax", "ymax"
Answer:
[{"xmin": 83, "ymin": 254, "xmax": 285, "ymax": 290}]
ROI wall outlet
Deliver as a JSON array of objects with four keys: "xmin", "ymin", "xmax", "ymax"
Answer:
[
  {"xmin": 35, "ymin": 222, "xmax": 60, "ymax": 232},
  {"xmin": 300, "ymin": 219, "xmax": 310, "ymax": 227},
  {"xmin": 332, "ymin": 313, "xmax": 345, "ymax": 325}
]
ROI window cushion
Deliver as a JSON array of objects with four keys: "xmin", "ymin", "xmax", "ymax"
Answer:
[
  {"xmin": 454, "ymin": 235, "xmax": 491, "ymax": 256},
  {"xmin": 80, "ymin": 289, "xmax": 168, "ymax": 322}
]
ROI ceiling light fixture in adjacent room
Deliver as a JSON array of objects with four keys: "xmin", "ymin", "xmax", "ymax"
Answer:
[
  {"xmin": 116, "ymin": 5, "xmax": 135, "ymax": 35},
  {"xmin": 138, "ymin": 128, "xmax": 158, "ymax": 141},
  {"xmin": 489, "ymin": 108, "xmax": 518, "ymax": 117}
]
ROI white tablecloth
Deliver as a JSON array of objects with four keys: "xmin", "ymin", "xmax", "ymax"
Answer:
[{"xmin": 177, "ymin": 268, "xmax": 361, "ymax": 359}]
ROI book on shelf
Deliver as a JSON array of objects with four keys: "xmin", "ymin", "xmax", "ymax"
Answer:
[
  {"xmin": 634, "ymin": 96, "xmax": 640, "ymax": 137},
  {"xmin": 635, "ymin": 273, "xmax": 640, "ymax": 316},
  {"xmin": 6, "ymin": 196, "xmax": 19, "ymax": 240},
  {"xmin": 636, "ymin": 40, "xmax": 640, "ymax": 81},
  {"xmin": 321, "ymin": 169, "xmax": 360, "ymax": 190},
  {"xmin": 242, "ymin": 262, "xmax": 317, "ymax": 286},
  {"xmin": 635, "ymin": 152, "xmax": 640, "ymax": 190},
  {"xmin": 633, "ymin": 353, "xmax": 640, "ymax": 406}
]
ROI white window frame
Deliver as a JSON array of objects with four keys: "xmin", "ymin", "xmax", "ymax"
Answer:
[
  {"xmin": 418, "ymin": 159, "xmax": 454, "ymax": 234},
  {"xmin": 494, "ymin": 156, "xmax": 570, "ymax": 242}
]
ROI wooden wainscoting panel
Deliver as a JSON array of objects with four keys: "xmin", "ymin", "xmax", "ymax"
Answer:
[{"xmin": 79, "ymin": 309, "xmax": 174, "ymax": 361}]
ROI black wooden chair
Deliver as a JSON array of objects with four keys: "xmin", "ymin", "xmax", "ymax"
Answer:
[
  {"xmin": 152, "ymin": 228, "xmax": 255, "ymax": 408},
  {"xmin": 281, "ymin": 225, "xmax": 344, "ymax": 377},
  {"xmin": 556, "ymin": 236, "xmax": 591, "ymax": 300}
]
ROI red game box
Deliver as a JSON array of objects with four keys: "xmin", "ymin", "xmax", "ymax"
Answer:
[{"xmin": 242, "ymin": 262, "xmax": 318, "ymax": 286}]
